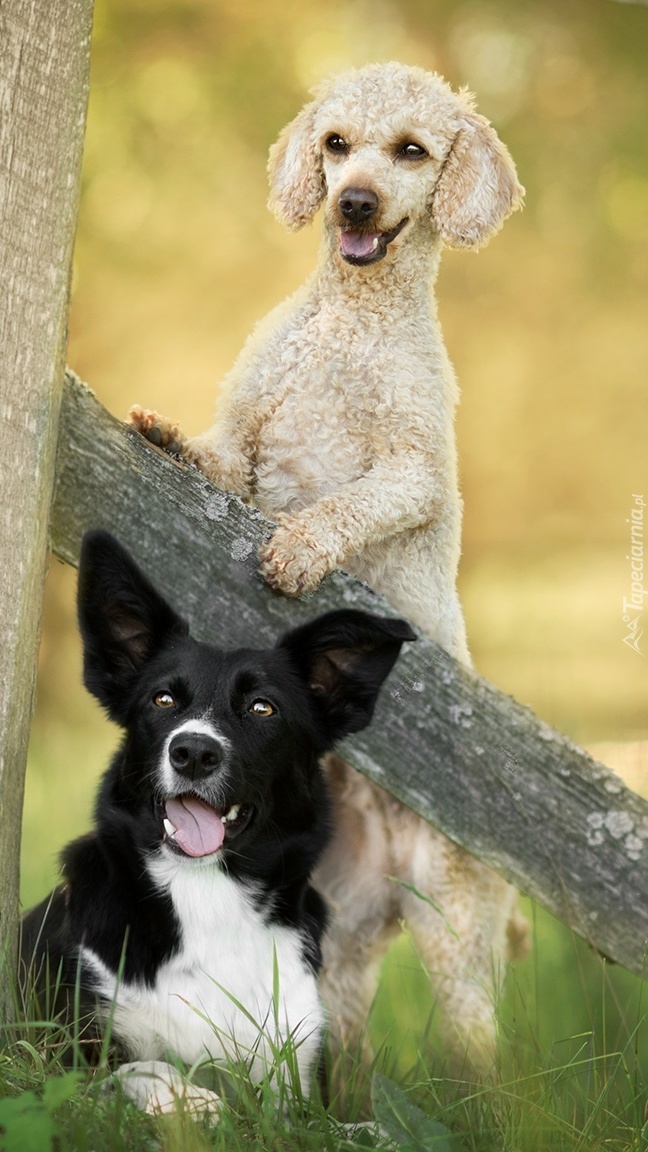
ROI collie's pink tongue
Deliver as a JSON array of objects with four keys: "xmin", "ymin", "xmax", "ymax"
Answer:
[
  {"xmin": 165, "ymin": 796, "xmax": 225, "ymax": 857},
  {"xmin": 340, "ymin": 229, "xmax": 379, "ymax": 258}
]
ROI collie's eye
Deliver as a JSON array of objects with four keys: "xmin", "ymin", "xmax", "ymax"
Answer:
[
  {"xmin": 154, "ymin": 692, "xmax": 175, "ymax": 709},
  {"xmin": 249, "ymin": 699, "xmax": 275, "ymax": 717},
  {"xmin": 398, "ymin": 142, "xmax": 427, "ymax": 159},
  {"xmin": 326, "ymin": 134, "xmax": 348, "ymax": 154}
]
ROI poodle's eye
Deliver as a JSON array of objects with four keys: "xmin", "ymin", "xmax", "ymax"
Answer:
[
  {"xmin": 325, "ymin": 134, "xmax": 348, "ymax": 154},
  {"xmin": 154, "ymin": 691, "xmax": 175, "ymax": 709},
  {"xmin": 248, "ymin": 699, "xmax": 276, "ymax": 717},
  {"xmin": 398, "ymin": 142, "xmax": 427, "ymax": 160}
]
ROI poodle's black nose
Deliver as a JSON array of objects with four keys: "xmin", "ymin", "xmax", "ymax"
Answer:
[
  {"xmin": 338, "ymin": 187, "xmax": 379, "ymax": 224},
  {"xmin": 169, "ymin": 732, "xmax": 224, "ymax": 780}
]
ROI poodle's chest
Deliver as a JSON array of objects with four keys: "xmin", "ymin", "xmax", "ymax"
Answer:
[
  {"xmin": 254, "ymin": 377, "xmax": 371, "ymax": 515},
  {"xmin": 244, "ymin": 300, "xmax": 440, "ymax": 516}
]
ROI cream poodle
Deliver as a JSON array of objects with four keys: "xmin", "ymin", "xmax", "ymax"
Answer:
[{"xmin": 130, "ymin": 62, "xmax": 528, "ymax": 1081}]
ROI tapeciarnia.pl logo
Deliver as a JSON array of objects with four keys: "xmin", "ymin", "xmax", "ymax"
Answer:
[{"xmin": 622, "ymin": 494, "xmax": 645, "ymax": 655}]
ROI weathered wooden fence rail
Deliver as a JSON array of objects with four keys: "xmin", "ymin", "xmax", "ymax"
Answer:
[{"xmin": 51, "ymin": 371, "xmax": 648, "ymax": 978}]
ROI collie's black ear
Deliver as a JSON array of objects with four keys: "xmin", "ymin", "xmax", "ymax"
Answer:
[
  {"xmin": 77, "ymin": 530, "xmax": 189, "ymax": 722},
  {"xmin": 278, "ymin": 610, "xmax": 416, "ymax": 743}
]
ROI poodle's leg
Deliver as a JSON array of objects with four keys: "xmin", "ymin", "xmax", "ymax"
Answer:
[
  {"xmin": 319, "ymin": 937, "xmax": 387, "ymax": 1071},
  {"xmin": 314, "ymin": 759, "xmax": 399, "ymax": 1076},
  {"xmin": 393, "ymin": 813, "xmax": 522, "ymax": 1081},
  {"xmin": 259, "ymin": 454, "xmax": 442, "ymax": 596},
  {"xmin": 128, "ymin": 406, "xmax": 254, "ymax": 499}
]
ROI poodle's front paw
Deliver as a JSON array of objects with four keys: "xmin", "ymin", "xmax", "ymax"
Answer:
[
  {"xmin": 259, "ymin": 521, "xmax": 335, "ymax": 597},
  {"xmin": 128, "ymin": 405, "xmax": 185, "ymax": 456}
]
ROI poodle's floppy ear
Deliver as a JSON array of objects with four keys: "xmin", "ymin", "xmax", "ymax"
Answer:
[
  {"xmin": 267, "ymin": 100, "xmax": 325, "ymax": 230},
  {"xmin": 431, "ymin": 113, "xmax": 524, "ymax": 250}
]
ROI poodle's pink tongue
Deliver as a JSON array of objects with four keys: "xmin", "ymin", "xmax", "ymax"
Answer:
[
  {"xmin": 340, "ymin": 229, "xmax": 379, "ymax": 259},
  {"xmin": 165, "ymin": 796, "xmax": 225, "ymax": 857}
]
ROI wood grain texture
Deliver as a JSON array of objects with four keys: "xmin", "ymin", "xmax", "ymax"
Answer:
[
  {"xmin": 0, "ymin": 0, "xmax": 93, "ymax": 1015},
  {"xmin": 51, "ymin": 372, "xmax": 648, "ymax": 977}
]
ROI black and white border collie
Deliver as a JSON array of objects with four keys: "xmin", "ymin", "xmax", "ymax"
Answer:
[{"xmin": 21, "ymin": 530, "xmax": 414, "ymax": 1117}]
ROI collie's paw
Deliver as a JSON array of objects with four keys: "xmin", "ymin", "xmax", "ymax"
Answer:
[
  {"xmin": 259, "ymin": 522, "xmax": 334, "ymax": 597},
  {"xmin": 128, "ymin": 405, "xmax": 185, "ymax": 456},
  {"xmin": 114, "ymin": 1060, "xmax": 221, "ymax": 1122}
]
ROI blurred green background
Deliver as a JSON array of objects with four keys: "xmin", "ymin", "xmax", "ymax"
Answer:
[{"xmin": 21, "ymin": 0, "xmax": 647, "ymax": 1099}]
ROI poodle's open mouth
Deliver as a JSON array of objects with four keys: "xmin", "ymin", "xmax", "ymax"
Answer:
[
  {"xmin": 160, "ymin": 794, "xmax": 254, "ymax": 858},
  {"xmin": 339, "ymin": 217, "xmax": 408, "ymax": 266}
]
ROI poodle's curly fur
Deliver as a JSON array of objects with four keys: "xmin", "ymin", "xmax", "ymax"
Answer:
[{"xmin": 130, "ymin": 62, "xmax": 528, "ymax": 1080}]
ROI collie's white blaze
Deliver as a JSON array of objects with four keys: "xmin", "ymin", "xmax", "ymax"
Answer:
[{"xmin": 158, "ymin": 718, "xmax": 232, "ymax": 795}]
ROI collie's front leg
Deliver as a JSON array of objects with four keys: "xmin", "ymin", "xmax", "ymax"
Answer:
[{"xmin": 113, "ymin": 1060, "xmax": 222, "ymax": 1121}]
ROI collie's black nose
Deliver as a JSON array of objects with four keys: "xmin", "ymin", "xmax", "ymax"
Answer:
[
  {"xmin": 338, "ymin": 187, "xmax": 379, "ymax": 224},
  {"xmin": 169, "ymin": 732, "xmax": 224, "ymax": 780}
]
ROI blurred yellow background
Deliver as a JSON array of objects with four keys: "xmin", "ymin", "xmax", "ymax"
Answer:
[{"xmin": 24, "ymin": 0, "xmax": 647, "ymax": 907}]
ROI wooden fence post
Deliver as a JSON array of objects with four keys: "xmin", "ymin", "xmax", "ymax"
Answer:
[{"xmin": 0, "ymin": 0, "xmax": 94, "ymax": 1022}]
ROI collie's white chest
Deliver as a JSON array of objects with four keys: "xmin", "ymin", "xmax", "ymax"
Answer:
[{"xmin": 82, "ymin": 858, "xmax": 323, "ymax": 1085}]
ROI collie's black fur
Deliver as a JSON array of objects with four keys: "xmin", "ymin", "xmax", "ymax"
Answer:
[{"xmin": 21, "ymin": 530, "xmax": 414, "ymax": 1110}]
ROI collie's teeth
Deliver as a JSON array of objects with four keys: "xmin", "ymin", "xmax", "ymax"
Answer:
[
  {"xmin": 163, "ymin": 818, "xmax": 177, "ymax": 839},
  {"xmin": 221, "ymin": 803, "xmax": 240, "ymax": 825},
  {"xmin": 371, "ymin": 237, "xmax": 379, "ymax": 251}
]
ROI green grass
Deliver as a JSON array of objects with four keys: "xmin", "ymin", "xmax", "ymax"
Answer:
[{"xmin": 2, "ymin": 904, "xmax": 646, "ymax": 1152}]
